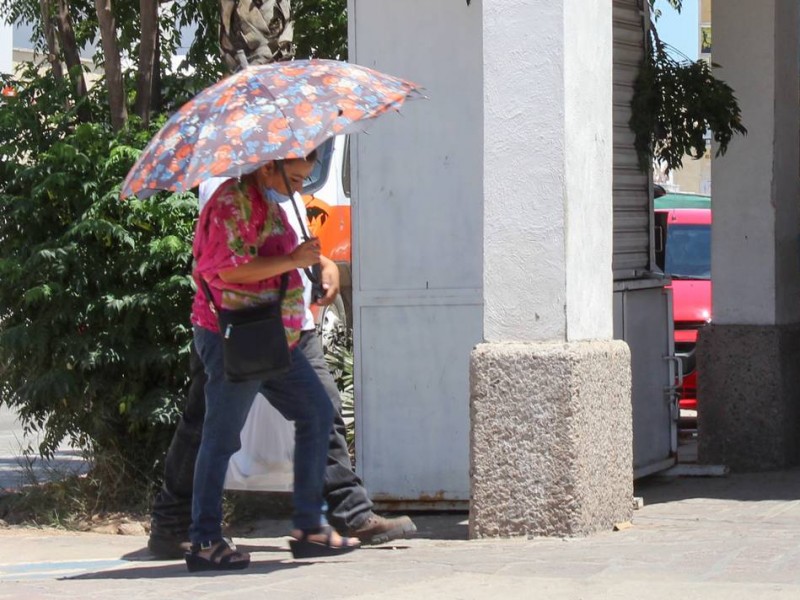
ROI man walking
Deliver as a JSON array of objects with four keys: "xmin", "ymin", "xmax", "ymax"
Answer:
[{"xmin": 148, "ymin": 176, "xmax": 416, "ymax": 558}]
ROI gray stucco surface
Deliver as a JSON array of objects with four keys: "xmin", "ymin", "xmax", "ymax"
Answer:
[
  {"xmin": 469, "ymin": 340, "xmax": 633, "ymax": 538},
  {"xmin": 697, "ymin": 323, "xmax": 800, "ymax": 471}
]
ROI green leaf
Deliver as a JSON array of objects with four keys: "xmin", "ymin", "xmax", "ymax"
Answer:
[
  {"xmin": 22, "ymin": 284, "xmax": 53, "ymax": 306},
  {"xmin": 631, "ymin": 15, "xmax": 747, "ymax": 173}
]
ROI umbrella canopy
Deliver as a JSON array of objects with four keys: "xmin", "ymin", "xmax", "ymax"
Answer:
[{"xmin": 121, "ymin": 59, "xmax": 423, "ymax": 199}]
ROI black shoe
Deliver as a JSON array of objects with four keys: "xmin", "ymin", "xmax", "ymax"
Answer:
[
  {"xmin": 148, "ymin": 531, "xmax": 192, "ymax": 560},
  {"xmin": 346, "ymin": 513, "xmax": 417, "ymax": 545}
]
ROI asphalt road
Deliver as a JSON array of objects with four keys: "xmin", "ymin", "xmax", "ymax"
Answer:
[{"xmin": 0, "ymin": 404, "xmax": 85, "ymax": 492}]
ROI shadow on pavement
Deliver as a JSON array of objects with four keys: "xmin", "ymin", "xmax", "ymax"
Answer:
[
  {"xmin": 121, "ymin": 542, "xmax": 288, "ymax": 562},
  {"xmin": 404, "ymin": 512, "xmax": 469, "ymax": 540},
  {"xmin": 226, "ymin": 542, "xmax": 290, "ymax": 554},
  {"xmin": 63, "ymin": 557, "xmax": 308, "ymax": 580},
  {"xmin": 228, "ymin": 511, "xmax": 470, "ymax": 542},
  {"xmin": 120, "ymin": 548, "xmax": 159, "ymax": 561},
  {"xmin": 635, "ymin": 468, "xmax": 800, "ymax": 506}
]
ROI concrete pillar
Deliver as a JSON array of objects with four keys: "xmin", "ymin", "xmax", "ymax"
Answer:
[
  {"xmin": 470, "ymin": 0, "xmax": 632, "ymax": 538},
  {"xmin": 699, "ymin": 0, "xmax": 800, "ymax": 470}
]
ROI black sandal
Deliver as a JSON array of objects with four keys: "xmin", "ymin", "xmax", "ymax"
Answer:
[
  {"xmin": 184, "ymin": 538, "xmax": 250, "ymax": 572},
  {"xmin": 289, "ymin": 525, "xmax": 361, "ymax": 559}
]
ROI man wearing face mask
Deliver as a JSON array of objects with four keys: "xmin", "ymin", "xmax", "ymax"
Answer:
[{"xmin": 148, "ymin": 165, "xmax": 416, "ymax": 559}]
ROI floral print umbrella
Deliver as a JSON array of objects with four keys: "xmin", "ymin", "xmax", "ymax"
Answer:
[{"xmin": 121, "ymin": 59, "xmax": 423, "ymax": 199}]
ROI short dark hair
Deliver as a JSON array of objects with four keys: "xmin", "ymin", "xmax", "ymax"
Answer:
[{"xmin": 280, "ymin": 147, "xmax": 318, "ymax": 166}]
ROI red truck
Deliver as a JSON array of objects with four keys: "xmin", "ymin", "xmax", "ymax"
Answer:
[{"xmin": 655, "ymin": 194, "xmax": 712, "ymax": 415}]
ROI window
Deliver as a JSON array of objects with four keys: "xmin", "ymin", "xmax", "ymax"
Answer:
[
  {"xmin": 342, "ymin": 135, "xmax": 351, "ymax": 198},
  {"xmin": 664, "ymin": 225, "xmax": 711, "ymax": 279},
  {"xmin": 303, "ymin": 137, "xmax": 335, "ymax": 195}
]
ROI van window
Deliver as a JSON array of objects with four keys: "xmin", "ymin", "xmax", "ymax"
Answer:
[
  {"xmin": 342, "ymin": 136, "xmax": 351, "ymax": 198},
  {"xmin": 303, "ymin": 138, "xmax": 335, "ymax": 195},
  {"xmin": 664, "ymin": 224, "xmax": 711, "ymax": 279}
]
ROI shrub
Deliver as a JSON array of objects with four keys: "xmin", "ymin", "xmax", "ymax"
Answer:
[
  {"xmin": 0, "ymin": 69, "xmax": 197, "ymax": 507},
  {"xmin": 324, "ymin": 325, "xmax": 354, "ymax": 453}
]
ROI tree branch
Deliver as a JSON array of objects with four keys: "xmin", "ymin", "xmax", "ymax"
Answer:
[
  {"xmin": 134, "ymin": 0, "xmax": 159, "ymax": 124},
  {"xmin": 94, "ymin": 0, "xmax": 128, "ymax": 130},
  {"xmin": 54, "ymin": 0, "xmax": 87, "ymax": 99},
  {"xmin": 39, "ymin": 0, "xmax": 64, "ymax": 81}
]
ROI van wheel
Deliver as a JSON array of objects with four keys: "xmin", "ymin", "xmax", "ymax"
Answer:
[
  {"xmin": 341, "ymin": 287, "xmax": 353, "ymax": 328},
  {"xmin": 317, "ymin": 295, "xmax": 347, "ymax": 353}
]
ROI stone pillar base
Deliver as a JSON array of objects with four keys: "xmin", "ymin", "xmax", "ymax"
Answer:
[
  {"xmin": 469, "ymin": 340, "xmax": 632, "ymax": 538},
  {"xmin": 697, "ymin": 324, "xmax": 800, "ymax": 471}
]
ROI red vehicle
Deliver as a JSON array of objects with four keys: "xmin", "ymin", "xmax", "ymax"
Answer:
[{"xmin": 655, "ymin": 194, "xmax": 712, "ymax": 413}]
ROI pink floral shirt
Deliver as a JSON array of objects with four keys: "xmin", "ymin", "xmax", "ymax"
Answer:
[{"xmin": 191, "ymin": 179, "xmax": 304, "ymax": 348}]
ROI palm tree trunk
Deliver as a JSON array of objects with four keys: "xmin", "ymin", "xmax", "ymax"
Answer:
[{"xmin": 218, "ymin": 0, "xmax": 294, "ymax": 72}]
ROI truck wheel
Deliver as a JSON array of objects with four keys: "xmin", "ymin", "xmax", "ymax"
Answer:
[{"xmin": 318, "ymin": 295, "xmax": 347, "ymax": 353}]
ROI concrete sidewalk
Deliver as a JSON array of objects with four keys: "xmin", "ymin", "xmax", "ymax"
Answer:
[{"xmin": 2, "ymin": 470, "xmax": 800, "ymax": 599}]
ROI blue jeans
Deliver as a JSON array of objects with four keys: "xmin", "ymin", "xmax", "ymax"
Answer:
[
  {"xmin": 190, "ymin": 325, "xmax": 334, "ymax": 544},
  {"xmin": 150, "ymin": 330, "xmax": 374, "ymax": 541}
]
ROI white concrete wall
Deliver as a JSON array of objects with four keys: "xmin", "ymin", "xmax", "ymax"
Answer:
[
  {"xmin": 349, "ymin": 0, "xmax": 483, "ymax": 501},
  {"xmin": 564, "ymin": 0, "xmax": 613, "ymax": 341},
  {"xmin": 483, "ymin": 0, "xmax": 613, "ymax": 343},
  {"xmin": 1, "ymin": 20, "xmax": 12, "ymax": 74},
  {"xmin": 712, "ymin": 0, "xmax": 800, "ymax": 325},
  {"xmin": 350, "ymin": 0, "xmax": 615, "ymax": 501},
  {"xmin": 349, "ymin": 5, "xmax": 483, "ymax": 296},
  {"xmin": 771, "ymin": 0, "xmax": 800, "ymax": 323},
  {"xmin": 482, "ymin": 0, "xmax": 564, "ymax": 341}
]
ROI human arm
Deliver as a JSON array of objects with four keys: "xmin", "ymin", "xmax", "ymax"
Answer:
[
  {"xmin": 219, "ymin": 238, "xmax": 320, "ymax": 284},
  {"xmin": 314, "ymin": 254, "xmax": 341, "ymax": 306}
]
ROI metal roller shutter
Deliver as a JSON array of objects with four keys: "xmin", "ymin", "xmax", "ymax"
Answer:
[{"xmin": 613, "ymin": 0, "xmax": 653, "ymax": 280}]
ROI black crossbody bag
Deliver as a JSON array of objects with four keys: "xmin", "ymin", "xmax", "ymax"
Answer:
[{"xmin": 199, "ymin": 274, "xmax": 291, "ymax": 382}]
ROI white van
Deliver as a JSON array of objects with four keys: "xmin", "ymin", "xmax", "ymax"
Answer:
[{"xmin": 301, "ymin": 135, "xmax": 352, "ymax": 344}]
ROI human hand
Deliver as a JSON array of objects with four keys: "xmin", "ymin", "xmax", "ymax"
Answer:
[
  {"xmin": 315, "ymin": 258, "xmax": 340, "ymax": 306},
  {"xmin": 290, "ymin": 238, "xmax": 321, "ymax": 268}
]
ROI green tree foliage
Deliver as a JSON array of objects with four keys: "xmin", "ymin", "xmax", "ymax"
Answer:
[
  {"xmin": 649, "ymin": 0, "xmax": 682, "ymax": 20},
  {"xmin": 1, "ymin": 0, "xmax": 224, "ymax": 127},
  {"xmin": 632, "ymin": 0, "xmax": 747, "ymax": 172},
  {"xmin": 0, "ymin": 1, "xmax": 222, "ymax": 504},
  {"xmin": 0, "ymin": 0, "xmax": 350, "ymax": 507},
  {"xmin": 293, "ymin": 0, "xmax": 346, "ymax": 59},
  {"xmin": 0, "ymin": 65, "xmax": 198, "ymax": 502}
]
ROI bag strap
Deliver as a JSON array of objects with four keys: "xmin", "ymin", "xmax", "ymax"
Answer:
[
  {"xmin": 284, "ymin": 182, "xmax": 313, "ymax": 243},
  {"xmin": 276, "ymin": 161, "xmax": 321, "ymax": 285},
  {"xmin": 198, "ymin": 276, "xmax": 218, "ymax": 314}
]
